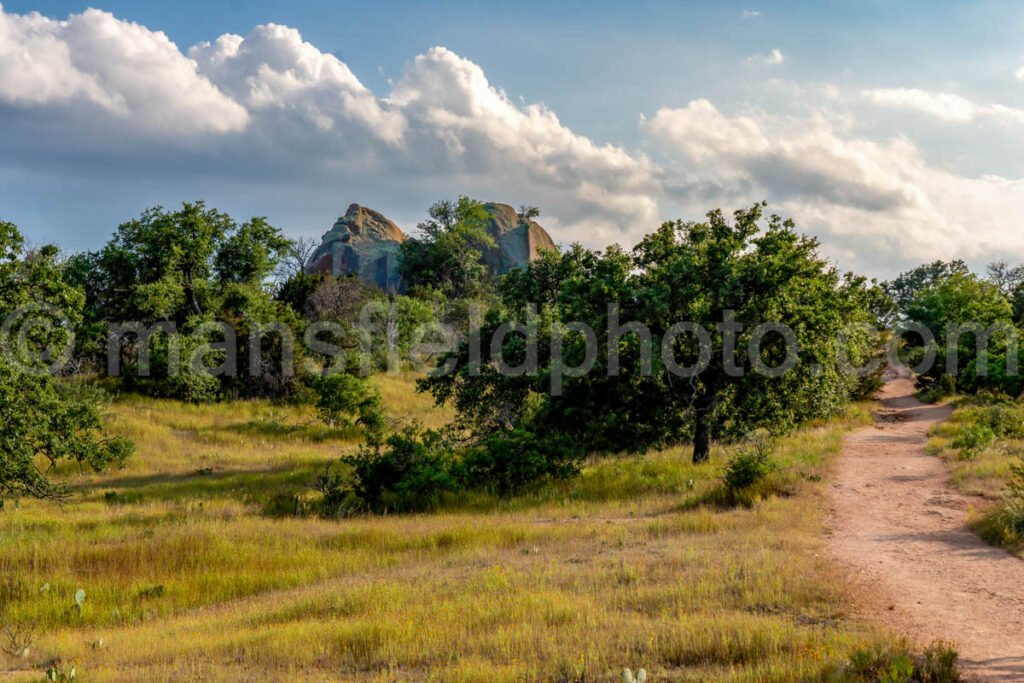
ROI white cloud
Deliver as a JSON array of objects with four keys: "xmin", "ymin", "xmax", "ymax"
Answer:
[
  {"xmin": 748, "ymin": 48, "xmax": 784, "ymax": 66},
  {"xmin": 6, "ymin": 4, "xmax": 1024, "ymax": 277},
  {"xmin": 643, "ymin": 99, "xmax": 1024, "ymax": 274},
  {"xmin": 741, "ymin": 10, "xmax": 762, "ymax": 19},
  {"xmin": 387, "ymin": 47, "xmax": 663, "ymax": 243},
  {"xmin": 0, "ymin": 6, "xmax": 248, "ymax": 135},
  {"xmin": 188, "ymin": 24, "xmax": 405, "ymax": 143},
  {"xmin": 1016, "ymin": 65, "xmax": 1024, "ymax": 81},
  {"xmin": 862, "ymin": 87, "xmax": 1024, "ymax": 126},
  {"xmin": 0, "ymin": 6, "xmax": 662, "ymax": 248}
]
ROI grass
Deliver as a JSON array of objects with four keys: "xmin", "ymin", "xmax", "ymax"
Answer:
[
  {"xmin": 0, "ymin": 377, "xmax": 913, "ymax": 681},
  {"xmin": 927, "ymin": 399, "xmax": 1024, "ymax": 556}
]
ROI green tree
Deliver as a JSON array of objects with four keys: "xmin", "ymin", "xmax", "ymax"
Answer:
[
  {"xmin": 885, "ymin": 259, "xmax": 969, "ymax": 313},
  {"xmin": 633, "ymin": 204, "xmax": 879, "ymax": 462},
  {"xmin": 398, "ymin": 197, "xmax": 496, "ymax": 298},
  {"xmin": 214, "ymin": 217, "xmax": 292, "ymax": 285},
  {"xmin": 422, "ymin": 204, "xmax": 881, "ymax": 465},
  {"xmin": 0, "ymin": 220, "xmax": 132, "ymax": 501},
  {"xmin": 904, "ymin": 272, "xmax": 1015, "ymax": 389}
]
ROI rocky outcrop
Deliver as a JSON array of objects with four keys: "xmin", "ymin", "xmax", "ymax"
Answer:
[
  {"xmin": 480, "ymin": 202, "xmax": 558, "ymax": 274},
  {"xmin": 308, "ymin": 204, "xmax": 407, "ymax": 290},
  {"xmin": 307, "ymin": 201, "xmax": 558, "ymax": 290}
]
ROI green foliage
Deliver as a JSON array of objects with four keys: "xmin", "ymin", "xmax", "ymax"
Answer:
[
  {"xmin": 398, "ymin": 196, "xmax": 497, "ymax": 298},
  {"xmin": 313, "ymin": 373, "xmax": 386, "ymax": 439},
  {"xmin": 1003, "ymin": 457, "xmax": 1024, "ymax": 537},
  {"xmin": 0, "ymin": 220, "xmax": 133, "ymax": 501},
  {"xmin": 462, "ymin": 427, "xmax": 584, "ymax": 496},
  {"xmin": 903, "ymin": 271, "xmax": 1015, "ymax": 394},
  {"xmin": 885, "ymin": 260, "xmax": 968, "ymax": 312},
  {"xmin": 69, "ymin": 202, "xmax": 305, "ymax": 400},
  {"xmin": 959, "ymin": 403, "xmax": 1024, "ymax": 438},
  {"xmin": 960, "ymin": 348, "xmax": 1024, "ymax": 397},
  {"xmin": 723, "ymin": 431, "xmax": 776, "ymax": 495},
  {"xmin": 342, "ymin": 425, "xmax": 461, "ymax": 513},
  {"xmin": 840, "ymin": 641, "xmax": 960, "ymax": 682},
  {"xmin": 274, "ymin": 271, "xmax": 325, "ymax": 314},
  {"xmin": 950, "ymin": 423, "xmax": 995, "ymax": 459},
  {"xmin": 423, "ymin": 204, "xmax": 883, "ymax": 464},
  {"xmin": 213, "ymin": 216, "xmax": 291, "ymax": 285}
]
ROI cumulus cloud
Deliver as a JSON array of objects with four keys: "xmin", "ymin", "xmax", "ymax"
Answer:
[
  {"xmin": 188, "ymin": 24, "xmax": 405, "ymax": 144},
  {"xmin": 388, "ymin": 47, "xmax": 663, "ymax": 243},
  {"xmin": 0, "ymin": 5, "xmax": 662, "ymax": 246},
  {"xmin": 862, "ymin": 87, "xmax": 1024, "ymax": 126},
  {"xmin": 0, "ymin": 6, "xmax": 248, "ymax": 135},
  {"xmin": 6, "ymin": 4, "xmax": 1024, "ymax": 277},
  {"xmin": 643, "ymin": 99, "xmax": 1024, "ymax": 274}
]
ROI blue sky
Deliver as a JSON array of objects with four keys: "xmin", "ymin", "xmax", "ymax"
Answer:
[{"xmin": 3, "ymin": 1, "xmax": 1024, "ymax": 276}]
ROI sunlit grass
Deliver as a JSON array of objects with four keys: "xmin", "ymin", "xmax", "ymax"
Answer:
[
  {"xmin": 927, "ymin": 404, "xmax": 1024, "ymax": 556},
  {"xmin": 0, "ymin": 380, "xmax": 893, "ymax": 681}
]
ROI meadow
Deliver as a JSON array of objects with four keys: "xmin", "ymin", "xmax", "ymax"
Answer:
[{"xmin": 0, "ymin": 375, "xmax": 914, "ymax": 681}]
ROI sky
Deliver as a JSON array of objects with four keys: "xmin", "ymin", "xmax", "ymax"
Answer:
[{"xmin": 3, "ymin": 1, "xmax": 1024, "ymax": 278}]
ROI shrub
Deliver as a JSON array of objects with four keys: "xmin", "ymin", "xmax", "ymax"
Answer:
[
  {"xmin": 1002, "ymin": 497, "xmax": 1024, "ymax": 538},
  {"xmin": 313, "ymin": 374, "xmax": 386, "ymax": 440},
  {"xmin": 950, "ymin": 423, "xmax": 995, "ymax": 459},
  {"xmin": 462, "ymin": 428, "xmax": 584, "ymax": 496},
  {"xmin": 841, "ymin": 640, "xmax": 960, "ymax": 682},
  {"xmin": 723, "ymin": 431, "xmax": 776, "ymax": 494},
  {"xmin": 959, "ymin": 403, "xmax": 1024, "ymax": 439},
  {"xmin": 312, "ymin": 464, "xmax": 360, "ymax": 518},
  {"xmin": 343, "ymin": 425, "xmax": 461, "ymax": 513},
  {"xmin": 1000, "ymin": 456, "xmax": 1024, "ymax": 538}
]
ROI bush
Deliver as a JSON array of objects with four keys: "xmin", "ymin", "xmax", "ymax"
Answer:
[
  {"xmin": 841, "ymin": 640, "xmax": 960, "ymax": 682},
  {"xmin": 313, "ymin": 374, "xmax": 386, "ymax": 439},
  {"xmin": 343, "ymin": 425, "xmax": 461, "ymax": 513},
  {"xmin": 312, "ymin": 464, "xmax": 360, "ymax": 518},
  {"xmin": 723, "ymin": 431, "xmax": 776, "ymax": 495},
  {"xmin": 462, "ymin": 428, "xmax": 584, "ymax": 496},
  {"xmin": 1001, "ymin": 456, "xmax": 1024, "ymax": 538},
  {"xmin": 950, "ymin": 423, "xmax": 995, "ymax": 459},
  {"xmin": 958, "ymin": 403, "xmax": 1024, "ymax": 439}
]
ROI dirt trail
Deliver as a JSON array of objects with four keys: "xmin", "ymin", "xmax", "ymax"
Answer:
[{"xmin": 828, "ymin": 378, "xmax": 1024, "ymax": 681}]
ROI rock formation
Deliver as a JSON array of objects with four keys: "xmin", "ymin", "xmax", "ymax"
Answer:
[
  {"xmin": 308, "ymin": 204, "xmax": 407, "ymax": 290},
  {"xmin": 307, "ymin": 201, "xmax": 557, "ymax": 289},
  {"xmin": 480, "ymin": 202, "xmax": 558, "ymax": 274}
]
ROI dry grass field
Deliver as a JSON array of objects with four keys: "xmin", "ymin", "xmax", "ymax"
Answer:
[{"xmin": 0, "ymin": 375, "xmax": 906, "ymax": 681}]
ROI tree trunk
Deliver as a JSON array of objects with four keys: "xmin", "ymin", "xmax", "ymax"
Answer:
[
  {"xmin": 692, "ymin": 393, "xmax": 715, "ymax": 463},
  {"xmin": 186, "ymin": 285, "xmax": 202, "ymax": 317}
]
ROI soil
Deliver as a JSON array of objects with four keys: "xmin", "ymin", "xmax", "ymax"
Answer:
[{"xmin": 828, "ymin": 378, "xmax": 1024, "ymax": 681}]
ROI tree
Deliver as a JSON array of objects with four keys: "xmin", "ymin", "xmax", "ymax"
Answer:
[
  {"xmin": 904, "ymin": 272, "xmax": 1014, "ymax": 389},
  {"xmin": 276, "ymin": 236, "xmax": 320, "ymax": 282},
  {"xmin": 885, "ymin": 260, "xmax": 969, "ymax": 313},
  {"xmin": 423, "ymin": 204, "xmax": 880, "ymax": 465},
  {"xmin": 214, "ymin": 217, "xmax": 291, "ymax": 285},
  {"xmin": 79, "ymin": 202, "xmax": 289, "ymax": 325},
  {"xmin": 517, "ymin": 205, "xmax": 540, "ymax": 221},
  {"xmin": 633, "ymin": 204, "xmax": 879, "ymax": 462},
  {"xmin": 68, "ymin": 203, "xmax": 305, "ymax": 400},
  {"xmin": 987, "ymin": 260, "xmax": 1024, "ymax": 323},
  {"xmin": 398, "ymin": 197, "xmax": 497, "ymax": 298},
  {"xmin": 0, "ymin": 220, "xmax": 132, "ymax": 501}
]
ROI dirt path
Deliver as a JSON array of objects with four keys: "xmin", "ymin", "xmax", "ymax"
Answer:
[{"xmin": 828, "ymin": 378, "xmax": 1024, "ymax": 681}]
